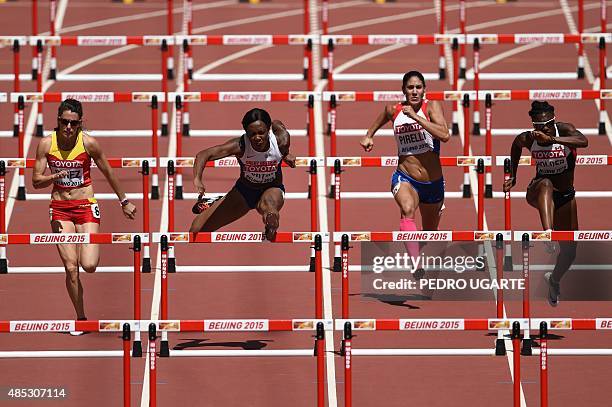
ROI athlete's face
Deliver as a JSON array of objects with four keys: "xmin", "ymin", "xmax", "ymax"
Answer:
[
  {"xmin": 403, "ymin": 76, "xmax": 425, "ymax": 105},
  {"xmin": 246, "ymin": 120, "xmax": 270, "ymax": 151},
  {"xmin": 57, "ymin": 110, "xmax": 82, "ymax": 140},
  {"xmin": 531, "ymin": 112, "xmax": 556, "ymax": 138}
]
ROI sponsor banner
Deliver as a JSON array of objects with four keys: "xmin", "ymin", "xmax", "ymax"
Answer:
[
  {"xmin": 580, "ymin": 33, "xmax": 612, "ymax": 43},
  {"xmin": 380, "ymin": 156, "xmax": 398, "ymax": 166},
  {"xmin": 479, "ymin": 90, "xmax": 512, "ymax": 100},
  {"xmin": 596, "ymin": 319, "xmax": 612, "ymax": 329},
  {"xmin": 213, "ymin": 157, "xmax": 239, "ymax": 167},
  {"xmin": 152, "ymin": 233, "xmax": 190, "ymax": 243},
  {"xmin": 466, "ymin": 34, "xmax": 499, "ymax": 44},
  {"xmin": 531, "ymin": 319, "xmax": 572, "ymax": 330},
  {"xmin": 218, "ymin": 92, "xmax": 271, "ymax": 102},
  {"xmin": 400, "ymin": 319, "xmax": 465, "ymax": 330},
  {"xmin": 474, "ymin": 231, "xmax": 512, "ymax": 241},
  {"xmin": 10, "ymin": 321, "xmax": 75, "ymax": 332},
  {"xmin": 61, "ymin": 93, "xmax": 114, "ymax": 103},
  {"xmin": 373, "ymin": 92, "xmax": 404, "ymax": 102},
  {"xmin": 435, "ymin": 34, "xmax": 464, "ymax": 44},
  {"xmin": 333, "ymin": 92, "xmax": 356, "ymax": 102},
  {"xmin": 444, "ymin": 91, "xmax": 477, "ymax": 101},
  {"xmin": 222, "ymin": 35, "xmax": 273, "ymax": 45},
  {"xmin": 77, "ymin": 36, "xmax": 126, "ymax": 46},
  {"xmin": 0, "ymin": 93, "xmax": 6, "ymax": 103},
  {"xmin": 456, "ymin": 156, "xmax": 491, "ymax": 166},
  {"xmin": 0, "ymin": 159, "xmax": 26, "ymax": 168},
  {"xmin": 121, "ymin": 158, "xmax": 156, "ymax": 167},
  {"xmin": 142, "ymin": 36, "xmax": 174, "ymax": 46},
  {"xmin": 529, "ymin": 90, "xmax": 581, "ymax": 100},
  {"xmin": 169, "ymin": 92, "xmax": 201, "ymax": 102},
  {"xmin": 159, "ymin": 157, "xmax": 196, "ymax": 167},
  {"xmin": 368, "ymin": 35, "xmax": 418, "ymax": 45},
  {"xmin": 334, "ymin": 232, "xmax": 372, "ymax": 242},
  {"xmin": 288, "ymin": 92, "xmax": 311, "ymax": 102},
  {"xmin": 204, "ymin": 320, "xmax": 269, "ymax": 331},
  {"xmin": 111, "ymin": 233, "xmax": 149, "ymax": 244},
  {"xmin": 325, "ymin": 35, "xmax": 353, "ymax": 45},
  {"xmin": 30, "ymin": 233, "xmax": 90, "ymax": 244},
  {"xmin": 0, "ymin": 235, "xmax": 7, "ymax": 245},
  {"xmin": 180, "ymin": 35, "xmax": 208, "ymax": 45},
  {"xmin": 600, "ymin": 89, "xmax": 612, "ymax": 100},
  {"xmin": 393, "ymin": 231, "xmax": 452, "ymax": 241},
  {"xmin": 292, "ymin": 319, "xmax": 332, "ymax": 330},
  {"xmin": 495, "ymin": 156, "xmax": 531, "ymax": 166},
  {"xmin": 292, "ymin": 232, "xmax": 329, "ymax": 242},
  {"xmin": 0, "ymin": 36, "xmax": 27, "ymax": 46},
  {"xmin": 99, "ymin": 321, "xmax": 131, "ymax": 331},
  {"xmin": 574, "ymin": 231, "xmax": 612, "ymax": 241},
  {"xmin": 515, "ymin": 34, "xmax": 564, "ymax": 44},
  {"xmin": 575, "ymin": 155, "xmax": 607, "ymax": 166},
  {"xmin": 29, "ymin": 36, "xmax": 61, "ymax": 46},
  {"xmin": 157, "ymin": 321, "xmax": 181, "ymax": 331},
  {"xmin": 131, "ymin": 92, "xmax": 165, "ymax": 103},
  {"xmin": 294, "ymin": 157, "xmax": 324, "ymax": 167},
  {"xmin": 335, "ymin": 319, "xmax": 376, "ymax": 330},
  {"xmin": 513, "ymin": 231, "xmax": 551, "ymax": 241},
  {"xmin": 326, "ymin": 157, "xmax": 361, "ymax": 167},
  {"xmin": 10, "ymin": 93, "xmax": 43, "ymax": 103},
  {"xmin": 288, "ymin": 35, "xmax": 311, "ymax": 45}
]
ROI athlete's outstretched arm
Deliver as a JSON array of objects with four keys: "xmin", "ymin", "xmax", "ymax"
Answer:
[
  {"xmin": 272, "ymin": 120, "xmax": 295, "ymax": 168},
  {"xmin": 504, "ymin": 132, "xmax": 530, "ymax": 192},
  {"xmin": 361, "ymin": 105, "xmax": 395, "ymax": 152},
  {"xmin": 422, "ymin": 100, "xmax": 450, "ymax": 142},
  {"xmin": 32, "ymin": 138, "xmax": 65, "ymax": 189},
  {"xmin": 193, "ymin": 137, "xmax": 242, "ymax": 195},
  {"xmin": 85, "ymin": 135, "xmax": 137, "ymax": 219}
]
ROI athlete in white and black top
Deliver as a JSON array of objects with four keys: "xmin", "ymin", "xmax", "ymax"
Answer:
[
  {"xmin": 504, "ymin": 101, "xmax": 588, "ymax": 306},
  {"xmin": 190, "ymin": 108, "xmax": 295, "ymax": 241}
]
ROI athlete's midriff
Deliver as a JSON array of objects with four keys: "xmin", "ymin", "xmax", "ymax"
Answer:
[
  {"xmin": 51, "ymin": 184, "xmax": 95, "ymax": 201},
  {"xmin": 398, "ymin": 151, "xmax": 442, "ymax": 182}
]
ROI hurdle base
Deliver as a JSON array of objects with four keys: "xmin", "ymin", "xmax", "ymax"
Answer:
[
  {"xmin": 504, "ymin": 255, "xmax": 513, "ymax": 271},
  {"xmin": 160, "ymin": 340, "xmax": 170, "ymax": 357},
  {"xmin": 17, "ymin": 186, "xmax": 26, "ymax": 201},
  {"xmin": 521, "ymin": 337, "xmax": 533, "ymax": 356},
  {"xmin": 161, "ymin": 124, "xmax": 168, "ymax": 137},
  {"xmin": 167, "ymin": 68, "xmax": 174, "ymax": 81},
  {"xmin": 485, "ymin": 185, "xmax": 493, "ymax": 198},
  {"xmin": 0, "ymin": 258, "xmax": 7, "ymax": 274},
  {"xmin": 36, "ymin": 124, "xmax": 43, "ymax": 138},
  {"xmin": 452, "ymin": 122, "xmax": 459, "ymax": 136},
  {"xmin": 303, "ymin": 68, "xmax": 308, "ymax": 81},
  {"xmin": 309, "ymin": 256, "xmax": 315, "ymax": 273},
  {"xmin": 182, "ymin": 123, "xmax": 190, "ymax": 137},
  {"xmin": 49, "ymin": 69, "xmax": 57, "ymax": 80},
  {"xmin": 462, "ymin": 184, "xmax": 471, "ymax": 198},
  {"xmin": 142, "ymin": 257, "xmax": 151, "ymax": 273},
  {"xmin": 322, "ymin": 68, "xmax": 328, "ymax": 79},
  {"xmin": 599, "ymin": 122, "xmax": 606, "ymax": 135},
  {"xmin": 577, "ymin": 66, "xmax": 585, "ymax": 79},
  {"xmin": 472, "ymin": 122, "xmax": 481, "ymax": 136},
  {"xmin": 151, "ymin": 185, "xmax": 160, "ymax": 200},
  {"xmin": 333, "ymin": 256, "xmax": 341, "ymax": 273},
  {"xmin": 32, "ymin": 69, "xmax": 38, "ymax": 81},
  {"xmin": 459, "ymin": 67, "xmax": 466, "ymax": 79},
  {"xmin": 340, "ymin": 340, "xmax": 346, "ymax": 356},
  {"xmin": 328, "ymin": 184, "xmax": 335, "ymax": 199},
  {"xmin": 438, "ymin": 67, "xmax": 446, "ymax": 80},
  {"xmin": 175, "ymin": 185, "xmax": 184, "ymax": 200},
  {"xmin": 188, "ymin": 69, "xmax": 193, "ymax": 80},
  {"xmin": 307, "ymin": 184, "xmax": 312, "ymax": 200},
  {"xmin": 326, "ymin": 124, "xmax": 331, "ymax": 137},
  {"xmin": 495, "ymin": 338, "xmax": 506, "ymax": 355},
  {"xmin": 13, "ymin": 124, "xmax": 18, "ymax": 138},
  {"xmin": 132, "ymin": 340, "xmax": 142, "ymax": 358},
  {"xmin": 168, "ymin": 257, "xmax": 176, "ymax": 273}
]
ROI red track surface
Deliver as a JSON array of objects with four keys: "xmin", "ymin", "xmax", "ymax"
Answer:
[{"xmin": 0, "ymin": 1, "xmax": 611, "ymax": 406}]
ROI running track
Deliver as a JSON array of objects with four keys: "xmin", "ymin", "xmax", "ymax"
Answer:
[{"xmin": 0, "ymin": 1, "xmax": 611, "ymax": 406}]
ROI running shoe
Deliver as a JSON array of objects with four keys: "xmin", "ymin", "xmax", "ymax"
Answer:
[
  {"xmin": 70, "ymin": 317, "xmax": 87, "ymax": 336},
  {"xmin": 544, "ymin": 272, "xmax": 560, "ymax": 307},
  {"xmin": 192, "ymin": 194, "xmax": 223, "ymax": 215}
]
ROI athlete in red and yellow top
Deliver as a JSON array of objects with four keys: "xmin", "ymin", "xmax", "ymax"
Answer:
[{"xmin": 32, "ymin": 99, "xmax": 137, "ymax": 331}]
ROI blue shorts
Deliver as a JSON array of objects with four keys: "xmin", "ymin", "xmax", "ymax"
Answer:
[
  {"xmin": 233, "ymin": 181, "xmax": 286, "ymax": 209},
  {"xmin": 390, "ymin": 170, "xmax": 444, "ymax": 204}
]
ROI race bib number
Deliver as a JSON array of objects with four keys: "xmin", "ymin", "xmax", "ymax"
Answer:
[{"xmin": 91, "ymin": 203, "xmax": 100, "ymax": 219}]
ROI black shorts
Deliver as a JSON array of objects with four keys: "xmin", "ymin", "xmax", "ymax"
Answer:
[
  {"xmin": 233, "ymin": 181, "xmax": 285, "ymax": 209},
  {"xmin": 552, "ymin": 187, "xmax": 576, "ymax": 209}
]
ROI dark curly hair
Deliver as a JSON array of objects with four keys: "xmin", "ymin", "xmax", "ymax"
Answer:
[
  {"xmin": 241, "ymin": 108, "xmax": 272, "ymax": 131},
  {"xmin": 528, "ymin": 101, "xmax": 554, "ymax": 118},
  {"xmin": 57, "ymin": 98, "xmax": 83, "ymax": 119}
]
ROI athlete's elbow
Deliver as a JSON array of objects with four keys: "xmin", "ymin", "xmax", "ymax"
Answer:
[
  {"xmin": 439, "ymin": 131, "xmax": 450, "ymax": 143},
  {"xmin": 580, "ymin": 138, "xmax": 588, "ymax": 148}
]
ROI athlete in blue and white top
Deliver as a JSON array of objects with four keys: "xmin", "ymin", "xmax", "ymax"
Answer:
[
  {"xmin": 504, "ymin": 101, "xmax": 588, "ymax": 306},
  {"xmin": 360, "ymin": 71, "xmax": 450, "ymax": 251},
  {"xmin": 190, "ymin": 108, "xmax": 295, "ymax": 241}
]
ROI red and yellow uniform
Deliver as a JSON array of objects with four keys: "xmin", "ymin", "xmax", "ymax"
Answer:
[{"xmin": 47, "ymin": 130, "xmax": 100, "ymax": 225}]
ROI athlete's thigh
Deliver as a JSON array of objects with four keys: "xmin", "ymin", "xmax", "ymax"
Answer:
[
  {"xmin": 553, "ymin": 198, "xmax": 578, "ymax": 231},
  {"xmin": 51, "ymin": 219, "xmax": 78, "ymax": 267},
  {"xmin": 256, "ymin": 187, "xmax": 285, "ymax": 215},
  {"xmin": 526, "ymin": 177, "xmax": 552, "ymax": 207},
  {"xmin": 393, "ymin": 182, "xmax": 420, "ymax": 215},
  {"xmin": 75, "ymin": 222, "xmax": 100, "ymax": 266},
  {"xmin": 196, "ymin": 188, "xmax": 251, "ymax": 232}
]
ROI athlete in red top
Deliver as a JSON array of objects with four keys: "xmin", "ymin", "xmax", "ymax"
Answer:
[
  {"xmin": 32, "ymin": 99, "xmax": 137, "ymax": 332},
  {"xmin": 504, "ymin": 101, "xmax": 588, "ymax": 306}
]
